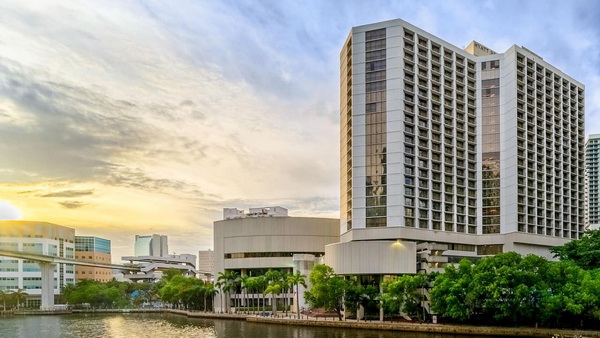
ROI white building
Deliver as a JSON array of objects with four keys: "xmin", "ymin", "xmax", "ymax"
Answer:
[
  {"xmin": 0, "ymin": 221, "xmax": 76, "ymax": 308},
  {"xmin": 121, "ymin": 254, "xmax": 197, "ymax": 282},
  {"xmin": 134, "ymin": 234, "xmax": 168, "ymax": 257},
  {"xmin": 213, "ymin": 207, "xmax": 339, "ymax": 313},
  {"xmin": 328, "ymin": 18, "xmax": 585, "ymax": 276},
  {"xmin": 586, "ymin": 134, "xmax": 600, "ymax": 230}
]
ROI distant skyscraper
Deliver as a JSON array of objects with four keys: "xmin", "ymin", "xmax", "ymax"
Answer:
[
  {"xmin": 198, "ymin": 249, "xmax": 214, "ymax": 280},
  {"xmin": 586, "ymin": 134, "xmax": 600, "ymax": 230},
  {"xmin": 327, "ymin": 18, "xmax": 585, "ymax": 275},
  {"xmin": 134, "ymin": 234, "xmax": 168, "ymax": 257}
]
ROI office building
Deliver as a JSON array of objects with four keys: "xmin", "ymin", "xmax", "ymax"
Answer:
[
  {"xmin": 213, "ymin": 207, "xmax": 339, "ymax": 313},
  {"xmin": 134, "ymin": 234, "xmax": 168, "ymax": 257},
  {"xmin": 198, "ymin": 249, "xmax": 214, "ymax": 281},
  {"xmin": 0, "ymin": 221, "xmax": 75, "ymax": 307},
  {"xmin": 328, "ymin": 19, "xmax": 585, "ymax": 275},
  {"xmin": 586, "ymin": 134, "xmax": 600, "ymax": 230},
  {"xmin": 74, "ymin": 236, "xmax": 112, "ymax": 282}
]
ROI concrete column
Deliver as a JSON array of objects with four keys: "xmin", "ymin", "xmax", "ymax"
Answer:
[
  {"xmin": 39, "ymin": 262, "xmax": 56, "ymax": 310},
  {"xmin": 379, "ymin": 278, "xmax": 384, "ymax": 322}
]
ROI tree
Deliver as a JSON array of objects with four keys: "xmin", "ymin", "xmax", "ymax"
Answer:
[
  {"xmin": 551, "ymin": 229, "xmax": 600, "ymax": 270},
  {"xmin": 216, "ymin": 271, "xmax": 239, "ymax": 313},
  {"xmin": 256, "ymin": 275, "xmax": 267, "ymax": 312},
  {"xmin": 430, "ymin": 252, "xmax": 600, "ymax": 328},
  {"xmin": 204, "ymin": 283, "xmax": 217, "ymax": 312},
  {"xmin": 238, "ymin": 274, "xmax": 250, "ymax": 312},
  {"xmin": 265, "ymin": 283, "xmax": 281, "ymax": 313},
  {"xmin": 0, "ymin": 290, "xmax": 7, "ymax": 311},
  {"xmin": 8, "ymin": 289, "xmax": 28, "ymax": 309},
  {"xmin": 264, "ymin": 270, "xmax": 282, "ymax": 313},
  {"xmin": 280, "ymin": 272, "xmax": 291, "ymax": 314},
  {"xmin": 245, "ymin": 277, "xmax": 258, "ymax": 311},
  {"xmin": 304, "ymin": 264, "xmax": 348, "ymax": 320},
  {"xmin": 381, "ymin": 275, "xmax": 426, "ymax": 320},
  {"xmin": 287, "ymin": 270, "xmax": 307, "ymax": 318}
]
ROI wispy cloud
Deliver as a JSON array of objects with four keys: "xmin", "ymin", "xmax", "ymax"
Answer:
[
  {"xmin": 0, "ymin": 0, "xmax": 598, "ymax": 260},
  {"xmin": 58, "ymin": 201, "xmax": 87, "ymax": 209},
  {"xmin": 41, "ymin": 189, "xmax": 94, "ymax": 198}
]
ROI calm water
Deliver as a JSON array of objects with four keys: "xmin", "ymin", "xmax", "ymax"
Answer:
[{"xmin": 0, "ymin": 313, "xmax": 491, "ymax": 338}]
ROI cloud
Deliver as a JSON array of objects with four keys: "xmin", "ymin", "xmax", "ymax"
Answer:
[
  {"xmin": 1, "ymin": 0, "xmax": 599, "ymax": 261},
  {"xmin": 41, "ymin": 189, "xmax": 94, "ymax": 198},
  {"xmin": 58, "ymin": 201, "xmax": 87, "ymax": 209}
]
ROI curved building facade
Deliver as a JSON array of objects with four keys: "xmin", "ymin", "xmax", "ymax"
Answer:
[{"xmin": 213, "ymin": 207, "xmax": 339, "ymax": 313}]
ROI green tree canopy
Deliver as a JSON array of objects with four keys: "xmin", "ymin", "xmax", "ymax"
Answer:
[
  {"xmin": 304, "ymin": 264, "xmax": 348, "ymax": 320},
  {"xmin": 551, "ymin": 229, "xmax": 600, "ymax": 270}
]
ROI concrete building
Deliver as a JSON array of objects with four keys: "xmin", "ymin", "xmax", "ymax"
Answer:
[
  {"xmin": 0, "ymin": 221, "xmax": 76, "ymax": 308},
  {"xmin": 121, "ymin": 254, "xmax": 197, "ymax": 282},
  {"xmin": 198, "ymin": 249, "xmax": 214, "ymax": 281},
  {"xmin": 586, "ymin": 134, "xmax": 600, "ymax": 230},
  {"xmin": 74, "ymin": 236, "xmax": 112, "ymax": 282},
  {"xmin": 213, "ymin": 207, "xmax": 339, "ymax": 313},
  {"xmin": 134, "ymin": 234, "xmax": 168, "ymax": 257},
  {"xmin": 328, "ymin": 18, "xmax": 585, "ymax": 276}
]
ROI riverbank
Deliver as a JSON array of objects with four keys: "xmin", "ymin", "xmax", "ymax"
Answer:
[
  {"xmin": 249, "ymin": 316, "xmax": 600, "ymax": 337},
  {"xmin": 166, "ymin": 309, "xmax": 600, "ymax": 337}
]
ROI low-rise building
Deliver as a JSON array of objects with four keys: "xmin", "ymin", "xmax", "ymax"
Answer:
[
  {"xmin": 75, "ymin": 236, "xmax": 112, "ymax": 282},
  {"xmin": 0, "ymin": 221, "xmax": 75, "ymax": 308},
  {"xmin": 213, "ymin": 207, "xmax": 339, "ymax": 313}
]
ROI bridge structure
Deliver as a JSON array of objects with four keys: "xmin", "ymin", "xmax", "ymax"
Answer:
[{"xmin": 0, "ymin": 249, "xmax": 141, "ymax": 310}]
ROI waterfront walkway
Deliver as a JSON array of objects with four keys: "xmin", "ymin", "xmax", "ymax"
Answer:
[{"xmin": 167, "ymin": 309, "xmax": 600, "ymax": 338}]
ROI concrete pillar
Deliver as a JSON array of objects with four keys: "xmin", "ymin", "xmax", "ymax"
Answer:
[
  {"xmin": 39, "ymin": 262, "xmax": 57, "ymax": 310},
  {"xmin": 379, "ymin": 278, "xmax": 384, "ymax": 322},
  {"xmin": 293, "ymin": 254, "xmax": 315, "ymax": 313}
]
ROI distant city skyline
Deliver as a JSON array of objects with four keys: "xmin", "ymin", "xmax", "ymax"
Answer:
[{"xmin": 0, "ymin": 0, "xmax": 599, "ymax": 261}]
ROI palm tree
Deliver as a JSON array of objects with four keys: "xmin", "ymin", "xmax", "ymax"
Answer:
[
  {"xmin": 217, "ymin": 270, "xmax": 239, "ymax": 313},
  {"xmin": 265, "ymin": 283, "xmax": 281, "ymax": 314},
  {"xmin": 204, "ymin": 283, "xmax": 218, "ymax": 312},
  {"xmin": 238, "ymin": 274, "xmax": 250, "ymax": 313},
  {"xmin": 0, "ymin": 290, "xmax": 7, "ymax": 311},
  {"xmin": 245, "ymin": 277, "xmax": 257, "ymax": 313},
  {"xmin": 256, "ymin": 275, "xmax": 267, "ymax": 313},
  {"xmin": 8, "ymin": 289, "xmax": 28, "ymax": 309},
  {"xmin": 280, "ymin": 273, "xmax": 291, "ymax": 315},
  {"xmin": 288, "ymin": 271, "xmax": 307, "ymax": 318}
]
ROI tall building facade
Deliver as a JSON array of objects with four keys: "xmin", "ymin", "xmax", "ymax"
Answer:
[
  {"xmin": 0, "ymin": 221, "xmax": 76, "ymax": 307},
  {"xmin": 328, "ymin": 19, "xmax": 585, "ymax": 275},
  {"xmin": 586, "ymin": 134, "xmax": 600, "ymax": 230},
  {"xmin": 75, "ymin": 236, "xmax": 112, "ymax": 282},
  {"xmin": 134, "ymin": 234, "xmax": 168, "ymax": 257}
]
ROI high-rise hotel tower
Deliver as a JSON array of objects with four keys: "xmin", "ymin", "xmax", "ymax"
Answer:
[
  {"xmin": 586, "ymin": 134, "xmax": 600, "ymax": 230},
  {"xmin": 326, "ymin": 19, "xmax": 585, "ymax": 275}
]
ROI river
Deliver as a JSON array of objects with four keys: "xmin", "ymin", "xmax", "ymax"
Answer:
[{"xmin": 0, "ymin": 313, "xmax": 492, "ymax": 338}]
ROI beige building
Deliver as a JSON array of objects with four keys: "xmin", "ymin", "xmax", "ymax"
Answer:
[
  {"xmin": 213, "ymin": 207, "xmax": 339, "ymax": 313},
  {"xmin": 75, "ymin": 236, "xmax": 112, "ymax": 282},
  {"xmin": 331, "ymin": 18, "xmax": 584, "ymax": 277},
  {"xmin": 198, "ymin": 249, "xmax": 214, "ymax": 280},
  {"xmin": 0, "ymin": 221, "xmax": 76, "ymax": 307}
]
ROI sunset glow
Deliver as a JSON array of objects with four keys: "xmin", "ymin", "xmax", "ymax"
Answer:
[{"xmin": 0, "ymin": 1, "xmax": 599, "ymax": 261}]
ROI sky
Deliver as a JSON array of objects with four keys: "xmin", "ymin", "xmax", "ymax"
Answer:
[{"xmin": 0, "ymin": 0, "xmax": 599, "ymax": 262}]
